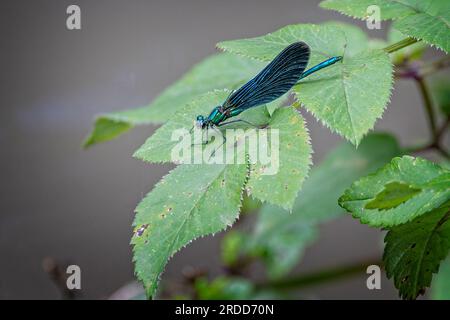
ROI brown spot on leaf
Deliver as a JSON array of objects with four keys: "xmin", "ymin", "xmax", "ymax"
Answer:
[{"xmin": 135, "ymin": 224, "xmax": 149, "ymax": 237}]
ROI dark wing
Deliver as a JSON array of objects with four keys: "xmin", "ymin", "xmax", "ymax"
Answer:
[{"xmin": 222, "ymin": 42, "xmax": 310, "ymax": 112}]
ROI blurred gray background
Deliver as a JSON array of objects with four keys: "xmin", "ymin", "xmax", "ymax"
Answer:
[{"xmin": 1, "ymin": 0, "xmax": 445, "ymax": 299}]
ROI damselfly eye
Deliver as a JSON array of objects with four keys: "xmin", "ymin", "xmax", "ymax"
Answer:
[{"xmin": 195, "ymin": 115, "xmax": 205, "ymax": 128}]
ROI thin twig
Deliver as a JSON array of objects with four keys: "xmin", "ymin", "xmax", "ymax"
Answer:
[
  {"xmin": 384, "ymin": 37, "xmax": 419, "ymax": 54},
  {"xmin": 415, "ymin": 76, "xmax": 438, "ymax": 140}
]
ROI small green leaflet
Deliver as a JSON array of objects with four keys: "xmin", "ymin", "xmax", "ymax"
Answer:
[
  {"xmin": 132, "ymin": 163, "xmax": 248, "ymax": 298},
  {"xmin": 339, "ymin": 156, "xmax": 450, "ymax": 228},
  {"xmin": 384, "ymin": 205, "xmax": 450, "ymax": 300},
  {"xmin": 364, "ymin": 182, "xmax": 421, "ymax": 210},
  {"xmin": 83, "ymin": 117, "xmax": 132, "ymax": 148},
  {"xmin": 218, "ymin": 23, "xmax": 393, "ymax": 145},
  {"xmin": 134, "ymin": 90, "xmax": 312, "ymax": 210},
  {"xmin": 84, "ymin": 53, "xmax": 265, "ymax": 147},
  {"xmin": 320, "ymin": 0, "xmax": 450, "ymax": 53}
]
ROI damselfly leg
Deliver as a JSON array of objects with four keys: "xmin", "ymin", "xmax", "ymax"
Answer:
[{"xmin": 217, "ymin": 119, "xmax": 264, "ymax": 128}]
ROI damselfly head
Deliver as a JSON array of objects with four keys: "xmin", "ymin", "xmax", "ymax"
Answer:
[{"xmin": 196, "ymin": 115, "xmax": 205, "ymax": 128}]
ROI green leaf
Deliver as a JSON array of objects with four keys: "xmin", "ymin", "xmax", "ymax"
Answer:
[
  {"xmin": 320, "ymin": 0, "xmax": 450, "ymax": 53},
  {"xmin": 132, "ymin": 163, "xmax": 248, "ymax": 298},
  {"xmin": 218, "ymin": 23, "xmax": 393, "ymax": 145},
  {"xmin": 84, "ymin": 53, "xmax": 265, "ymax": 146},
  {"xmin": 432, "ymin": 256, "xmax": 450, "ymax": 299},
  {"xmin": 83, "ymin": 117, "xmax": 132, "ymax": 148},
  {"xmin": 384, "ymin": 205, "xmax": 450, "ymax": 300},
  {"xmin": 245, "ymin": 133, "xmax": 401, "ymax": 277},
  {"xmin": 134, "ymin": 90, "xmax": 312, "ymax": 209},
  {"xmin": 339, "ymin": 156, "xmax": 450, "ymax": 228}
]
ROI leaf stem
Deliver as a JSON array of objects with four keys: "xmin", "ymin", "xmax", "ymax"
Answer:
[
  {"xmin": 255, "ymin": 259, "xmax": 381, "ymax": 291},
  {"xmin": 416, "ymin": 76, "xmax": 438, "ymax": 140},
  {"xmin": 384, "ymin": 37, "xmax": 419, "ymax": 54}
]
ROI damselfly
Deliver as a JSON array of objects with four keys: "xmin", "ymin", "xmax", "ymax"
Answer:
[{"xmin": 194, "ymin": 41, "xmax": 342, "ymax": 143}]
